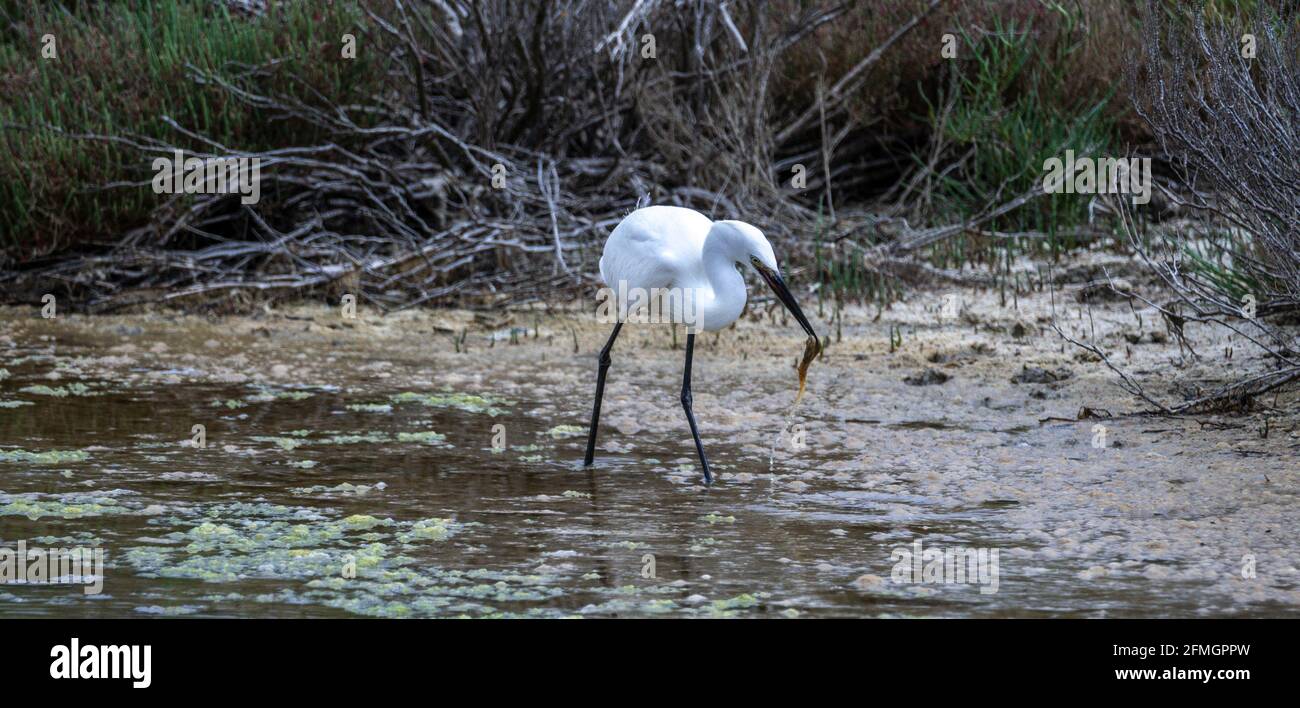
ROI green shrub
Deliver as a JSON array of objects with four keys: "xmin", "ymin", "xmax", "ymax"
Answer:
[
  {"xmin": 0, "ymin": 0, "xmax": 376, "ymax": 262},
  {"xmin": 928, "ymin": 12, "xmax": 1118, "ymax": 248}
]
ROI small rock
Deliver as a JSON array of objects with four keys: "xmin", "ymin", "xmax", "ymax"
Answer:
[
  {"xmin": 1076, "ymin": 278, "xmax": 1132, "ymax": 303},
  {"xmin": 904, "ymin": 369, "xmax": 950, "ymax": 386},
  {"xmin": 1010, "ymin": 365, "xmax": 1071, "ymax": 384},
  {"xmin": 1078, "ymin": 566, "xmax": 1109, "ymax": 580},
  {"xmin": 852, "ymin": 574, "xmax": 885, "ymax": 591}
]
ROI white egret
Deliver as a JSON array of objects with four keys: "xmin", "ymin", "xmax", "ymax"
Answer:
[{"xmin": 582, "ymin": 205, "xmax": 819, "ymax": 484}]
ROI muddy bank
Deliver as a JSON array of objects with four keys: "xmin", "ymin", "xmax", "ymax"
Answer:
[{"xmin": 0, "ymin": 274, "xmax": 1297, "ymax": 617}]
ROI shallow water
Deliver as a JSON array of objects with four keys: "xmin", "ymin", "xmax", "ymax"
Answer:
[{"xmin": 1, "ymin": 300, "xmax": 1297, "ymax": 618}]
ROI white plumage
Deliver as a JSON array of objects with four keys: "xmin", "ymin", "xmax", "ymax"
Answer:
[{"xmin": 598, "ymin": 205, "xmax": 779, "ymax": 331}]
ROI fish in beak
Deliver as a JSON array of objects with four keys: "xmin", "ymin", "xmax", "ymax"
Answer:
[{"xmin": 751, "ymin": 256, "xmax": 823, "ymax": 404}]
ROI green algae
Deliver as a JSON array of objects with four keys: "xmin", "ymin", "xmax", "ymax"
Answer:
[
  {"xmin": 291, "ymin": 482, "xmax": 379, "ymax": 496},
  {"xmin": 701, "ymin": 513, "xmax": 737, "ymax": 525},
  {"xmin": 546, "ymin": 424, "xmax": 586, "ymax": 439},
  {"xmin": 390, "ymin": 390, "xmax": 509, "ymax": 416},
  {"xmin": 396, "ymin": 430, "xmax": 446, "ymax": 444},
  {"xmin": 257, "ymin": 430, "xmax": 395, "ymax": 448},
  {"xmin": 395, "ymin": 518, "xmax": 456, "ymax": 543},
  {"xmin": 200, "ymin": 501, "xmax": 319, "ymax": 521},
  {"xmin": 710, "ymin": 593, "xmax": 764, "ymax": 613},
  {"xmin": 252, "ymin": 436, "xmax": 305, "ymax": 451},
  {"xmin": 347, "ymin": 403, "xmax": 393, "ymax": 413},
  {"xmin": 145, "ymin": 514, "xmax": 395, "ymax": 562},
  {"xmin": 119, "ymin": 505, "xmax": 540, "ymax": 618},
  {"xmin": 0, "ymin": 448, "xmax": 90, "ymax": 464},
  {"xmin": 642, "ymin": 599, "xmax": 678, "ymax": 613},
  {"xmin": 286, "ymin": 459, "xmax": 318, "ymax": 469},
  {"xmin": 343, "ymin": 514, "xmax": 390, "ymax": 529},
  {"xmin": 135, "ymin": 605, "xmax": 201, "ymax": 616},
  {"xmin": 127, "ymin": 544, "xmax": 346, "ymax": 583},
  {"xmin": 0, "ymin": 400, "xmax": 33, "ymax": 408},
  {"xmin": 0, "ymin": 494, "xmax": 120, "ymax": 520},
  {"xmin": 245, "ymin": 387, "xmax": 315, "ymax": 403},
  {"xmin": 688, "ymin": 537, "xmax": 721, "ymax": 553},
  {"xmin": 20, "ymin": 383, "xmax": 94, "ymax": 397},
  {"xmin": 30, "ymin": 532, "xmax": 102, "ymax": 546},
  {"xmin": 323, "ymin": 432, "xmax": 389, "ymax": 445}
]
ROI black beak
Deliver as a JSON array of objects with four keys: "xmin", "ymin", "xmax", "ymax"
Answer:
[{"xmin": 752, "ymin": 257, "xmax": 818, "ymax": 342}]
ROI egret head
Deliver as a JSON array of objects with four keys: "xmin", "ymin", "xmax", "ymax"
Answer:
[
  {"xmin": 711, "ymin": 220, "xmax": 818, "ymax": 342},
  {"xmin": 713, "ymin": 220, "xmax": 778, "ymax": 273}
]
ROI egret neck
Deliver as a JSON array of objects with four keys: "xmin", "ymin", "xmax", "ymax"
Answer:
[{"xmin": 697, "ymin": 226, "xmax": 748, "ymax": 333}]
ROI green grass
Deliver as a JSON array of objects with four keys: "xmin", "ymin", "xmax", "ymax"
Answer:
[
  {"xmin": 810, "ymin": 4, "xmax": 1126, "ymax": 304},
  {"xmin": 925, "ymin": 11, "xmax": 1119, "ymax": 265},
  {"xmin": 1181, "ymin": 232, "xmax": 1266, "ymax": 304},
  {"xmin": 0, "ymin": 0, "xmax": 377, "ymax": 260}
]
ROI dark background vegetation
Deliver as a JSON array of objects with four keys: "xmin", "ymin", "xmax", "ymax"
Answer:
[
  {"xmin": 0, "ymin": 0, "xmax": 1147, "ymax": 303},
  {"xmin": 0, "ymin": 1, "xmax": 1296, "ymax": 410}
]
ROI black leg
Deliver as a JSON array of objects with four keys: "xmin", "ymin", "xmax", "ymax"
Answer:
[
  {"xmin": 584, "ymin": 322, "xmax": 623, "ymax": 466},
  {"xmin": 680, "ymin": 332, "xmax": 713, "ymax": 485}
]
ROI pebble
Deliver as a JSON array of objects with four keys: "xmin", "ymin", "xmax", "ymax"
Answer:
[{"xmin": 852, "ymin": 574, "xmax": 885, "ymax": 591}]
